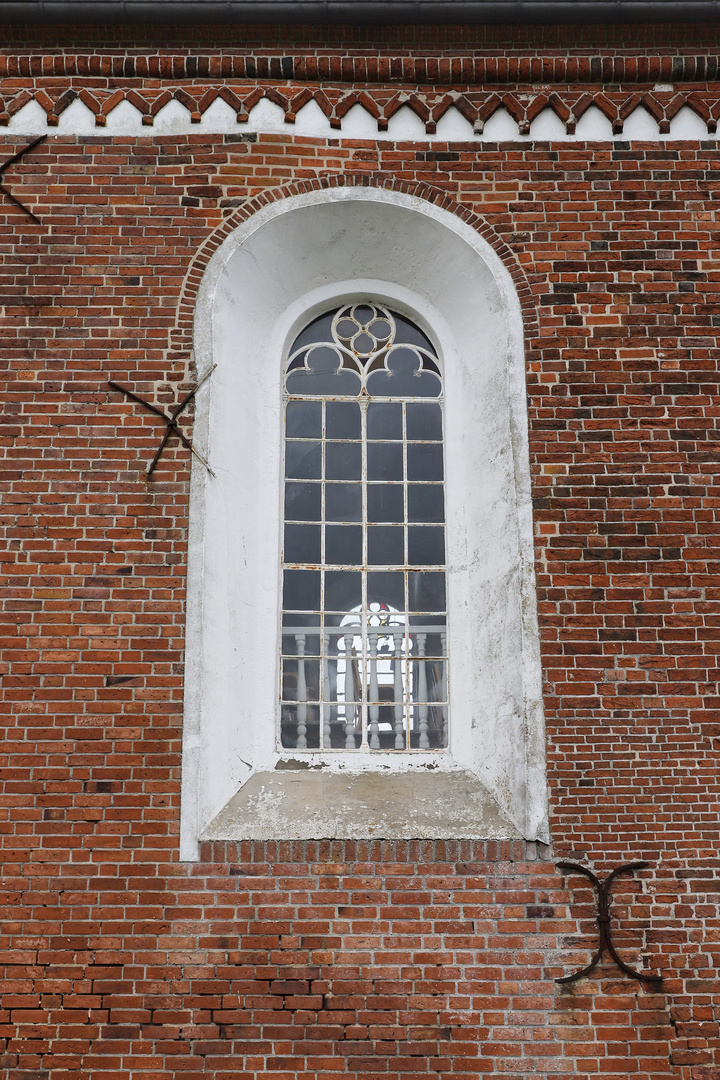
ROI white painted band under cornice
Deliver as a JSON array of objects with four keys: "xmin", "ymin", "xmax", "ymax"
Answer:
[{"xmin": 2, "ymin": 93, "xmax": 715, "ymax": 140}]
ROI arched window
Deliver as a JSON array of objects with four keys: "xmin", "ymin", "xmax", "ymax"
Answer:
[
  {"xmin": 180, "ymin": 187, "xmax": 549, "ymax": 856},
  {"xmin": 280, "ymin": 302, "xmax": 448, "ymax": 751}
]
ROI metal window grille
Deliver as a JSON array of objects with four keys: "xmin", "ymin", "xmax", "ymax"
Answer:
[{"xmin": 280, "ymin": 302, "xmax": 448, "ymax": 751}]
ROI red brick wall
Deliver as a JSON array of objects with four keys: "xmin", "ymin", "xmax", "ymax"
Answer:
[{"xmin": 1, "ymin": 23, "xmax": 720, "ymax": 1078}]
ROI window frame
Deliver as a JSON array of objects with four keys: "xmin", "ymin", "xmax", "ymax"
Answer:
[{"xmin": 279, "ymin": 301, "xmax": 450, "ymax": 755}]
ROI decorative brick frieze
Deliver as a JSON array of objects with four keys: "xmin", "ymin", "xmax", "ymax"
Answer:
[{"xmin": 3, "ymin": 81, "xmax": 720, "ymax": 136}]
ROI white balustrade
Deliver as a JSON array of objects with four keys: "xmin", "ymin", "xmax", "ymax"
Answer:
[
  {"xmin": 416, "ymin": 632, "xmax": 429, "ymax": 749},
  {"xmin": 286, "ymin": 622, "xmax": 446, "ymax": 750},
  {"xmin": 368, "ymin": 631, "xmax": 380, "ymax": 750},
  {"xmin": 295, "ymin": 634, "xmax": 307, "ymax": 749}
]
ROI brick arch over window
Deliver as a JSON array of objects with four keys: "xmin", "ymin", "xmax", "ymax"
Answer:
[
  {"xmin": 179, "ymin": 184, "xmax": 548, "ymax": 860},
  {"xmin": 166, "ymin": 174, "xmax": 539, "ymax": 367}
]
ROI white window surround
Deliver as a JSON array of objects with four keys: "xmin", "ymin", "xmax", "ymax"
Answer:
[{"xmin": 180, "ymin": 186, "xmax": 549, "ymax": 859}]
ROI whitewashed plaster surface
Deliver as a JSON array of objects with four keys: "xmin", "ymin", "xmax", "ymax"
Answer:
[
  {"xmin": 5, "ymin": 95, "xmax": 718, "ymax": 141},
  {"xmin": 180, "ymin": 186, "xmax": 549, "ymax": 858}
]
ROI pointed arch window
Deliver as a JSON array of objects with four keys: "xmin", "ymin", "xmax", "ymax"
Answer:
[{"xmin": 280, "ymin": 302, "xmax": 448, "ymax": 752}]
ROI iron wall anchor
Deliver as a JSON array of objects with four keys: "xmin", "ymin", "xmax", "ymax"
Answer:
[
  {"xmin": 108, "ymin": 365, "xmax": 216, "ymax": 478},
  {"xmin": 556, "ymin": 860, "xmax": 662, "ymax": 988},
  {"xmin": 0, "ymin": 135, "xmax": 47, "ymax": 224}
]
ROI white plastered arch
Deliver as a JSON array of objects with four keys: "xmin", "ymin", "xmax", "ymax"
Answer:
[{"xmin": 180, "ymin": 186, "xmax": 549, "ymax": 859}]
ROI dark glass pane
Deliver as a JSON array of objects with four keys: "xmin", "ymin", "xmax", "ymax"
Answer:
[
  {"xmin": 285, "ymin": 441, "xmax": 322, "ymax": 479},
  {"xmin": 335, "ymin": 318, "xmax": 357, "ymax": 341},
  {"xmin": 286, "ymin": 353, "xmax": 361, "ymax": 397},
  {"xmin": 284, "ymin": 523, "xmax": 321, "ymax": 564},
  {"xmin": 286, "ymin": 399, "xmax": 322, "ymax": 439},
  {"xmin": 325, "ymin": 483, "xmax": 362, "ymax": 522},
  {"xmin": 367, "ymin": 571, "xmax": 405, "ymax": 612},
  {"xmin": 407, "ymin": 484, "xmax": 444, "ymax": 524},
  {"xmin": 408, "ymin": 571, "xmax": 446, "ymax": 612},
  {"xmin": 285, "ymin": 482, "xmax": 322, "ymax": 522},
  {"xmin": 367, "ymin": 442, "xmax": 403, "ymax": 481},
  {"xmin": 367, "ymin": 526, "xmax": 404, "ymax": 566},
  {"xmin": 367, "ymin": 402, "xmax": 402, "ymax": 440},
  {"xmin": 353, "ymin": 304, "xmax": 375, "ymax": 324},
  {"xmin": 368, "ymin": 317, "xmax": 393, "ymax": 341},
  {"xmin": 283, "ymin": 569, "xmax": 321, "ymax": 610},
  {"xmin": 354, "ymin": 332, "xmax": 375, "ymax": 355},
  {"xmin": 325, "ymin": 442, "xmax": 362, "ymax": 481},
  {"xmin": 366, "ymin": 347, "xmax": 441, "ymax": 398},
  {"xmin": 282, "ymin": 613, "xmax": 320, "ymax": 657},
  {"xmin": 407, "ymin": 443, "xmax": 443, "ymax": 481},
  {"xmin": 392, "ymin": 311, "xmax": 436, "ymax": 354},
  {"xmin": 281, "ymin": 658, "xmax": 320, "ymax": 701},
  {"xmin": 325, "ymin": 525, "xmax": 362, "ymax": 566},
  {"xmin": 406, "ymin": 402, "xmax": 443, "ymax": 441},
  {"xmin": 325, "ymin": 570, "xmax": 362, "ymax": 612},
  {"xmin": 326, "ymin": 401, "xmax": 361, "ymax": 439},
  {"xmin": 290, "ymin": 311, "xmax": 335, "ymax": 353},
  {"xmin": 413, "ymin": 629, "xmax": 447, "ymax": 659},
  {"xmin": 367, "ymin": 485, "xmax": 404, "ymax": 523},
  {"xmin": 407, "ymin": 526, "xmax": 445, "ymax": 565}
]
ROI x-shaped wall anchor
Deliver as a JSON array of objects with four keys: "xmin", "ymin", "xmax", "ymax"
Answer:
[
  {"xmin": 556, "ymin": 860, "xmax": 662, "ymax": 987},
  {"xmin": 0, "ymin": 135, "xmax": 47, "ymax": 224},
  {"xmin": 109, "ymin": 366, "xmax": 216, "ymax": 478}
]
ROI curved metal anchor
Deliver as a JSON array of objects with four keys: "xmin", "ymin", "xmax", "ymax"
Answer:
[{"xmin": 556, "ymin": 861, "xmax": 662, "ymax": 987}]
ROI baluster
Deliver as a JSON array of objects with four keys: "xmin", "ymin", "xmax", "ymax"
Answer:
[
  {"xmin": 322, "ymin": 631, "xmax": 331, "ymax": 749},
  {"xmin": 368, "ymin": 630, "xmax": 380, "ymax": 750},
  {"xmin": 416, "ymin": 632, "xmax": 429, "ymax": 749},
  {"xmin": 441, "ymin": 630, "xmax": 448, "ymax": 747},
  {"xmin": 393, "ymin": 636, "xmax": 405, "ymax": 749},
  {"xmin": 343, "ymin": 633, "xmax": 356, "ymax": 749},
  {"xmin": 295, "ymin": 633, "xmax": 307, "ymax": 750}
]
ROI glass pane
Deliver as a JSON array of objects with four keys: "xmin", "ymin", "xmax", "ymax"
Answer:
[
  {"xmin": 325, "ymin": 525, "xmax": 362, "ymax": 566},
  {"xmin": 407, "ymin": 484, "xmax": 444, "ymax": 524},
  {"xmin": 285, "ymin": 441, "xmax": 322, "ymax": 479},
  {"xmin": 326, "ymin": 658, "xmax": 362, "ymax": 705},
  {"xmin": 285, "ymin": 482, "xmax": 322, "ymax": 522},
  {"xmin": 366, "ymin": 347, "xmax": 442, "ymax": 398},
  {"xmin": 392, "ymin": 311, "xmax": 435, "ymax": 353},
  {"xmin": 286, "ymin": 400, "xmax": 321, "ymax": 438},
  {"xmin": 284, "ymin": 523, "xmax": 321, "ymax": 564},
  {"xmin": 325, "ymin": 441, "xmax": 362, "ymax": 480},
  {"xmin": 283, "ymin": 569, "xmax": 321, "ymax": 610},
  {"xmin": 281, "ymin": 658, "xmax": 321, "ymax": 701},
  {"xmin": 367, "ymin": 442, "xmax": 403, "ymax": 481},
  {"xmin": 367, "ymin": 526, "xmax": 404, "ymax": 566},
  {"xmin": 282, "ymin": 613, "xmax": 320, "ymax": 656},
  {"xmin": 367, "ymin": 402, "xmax": 403, "ymax": 440},
  {"xmin": 408, "ymin": 571, "xmax": 446, "ymax": 612},
  {"xmin": 406, "ymin": 402, "xmax": 443, "ymax": 441},
  {"xmin": 325, "ymin": 483, "xmax": 362, "ymax": 522},
  {"xmin": 367, "ymin": 571, "xmax": 405, "ymax": 611},
  {"xmin": 324, "ymin": 570, "xmax": 362, "ymax": 612},
  {"xmin": 407, "ymin": 526, "xmax": 445, "ymax": 565},
  {"xmin": 367, "ymin": 484, "xmax": 404, "ymax": 523},
  {"xmin": 326, "ymin": 401, "xmax": 362, "ymax": 439},
  {"xmin": 407, "ymin": 443, "xmax": 443, "ymax": 481},
  {"xmin": 286, "ymin": 359, "xmax": 362, "ymax": 397}
]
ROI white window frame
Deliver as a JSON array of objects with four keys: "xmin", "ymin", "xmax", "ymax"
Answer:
[{"xmin": 180, "ymin": 187, "xmax": 548, "ymax": 858}]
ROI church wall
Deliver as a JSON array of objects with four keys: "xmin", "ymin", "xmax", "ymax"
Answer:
[{"xmin": 1, "ymin": 20, "xmax": 720, "ymax": 1078}]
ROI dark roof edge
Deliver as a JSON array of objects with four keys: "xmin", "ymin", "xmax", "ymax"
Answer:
[{"xmin": 1, "ymin": 0, "xmax": 719, "ymax": 22}]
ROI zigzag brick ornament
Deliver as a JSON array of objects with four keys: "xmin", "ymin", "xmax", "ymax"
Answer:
[{"xmin": 1, "ymin": 4, "xmax": 720, "ymax": 1079}]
